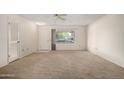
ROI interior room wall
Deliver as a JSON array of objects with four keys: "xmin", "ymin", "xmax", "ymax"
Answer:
[
  {"xmin": 38, "ymin": 25, "xmax": 87, "ymax": 51},
  {"xmin": 18, "ymin": 16, "xmax": 37, "ymax": 57},
  {"xmin": 88, "ymin": 14, "xmax": 124, "ymax": 67},
  {"xmin": 8, "ymin": 15, "xmax": 37, "ymax": 58},
  {"xmin": 0, "ymin": 15, "xmax": 8, "ymax": 67},
  {"xmin": 0, "ymin": 15, "xmax": 37, "ymax": 67}
]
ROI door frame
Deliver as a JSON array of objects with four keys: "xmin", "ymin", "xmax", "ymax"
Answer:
[
  {"xmin": 51, "ymin": 29, "xmax": 56, "ymax": 51},
  {"xmin": 38, "ymin": 26, "xmax": 52, "ymax": 52},
  {"xmin": 8, "ymin": 22, "xmax": 20, "ymax": 63}
]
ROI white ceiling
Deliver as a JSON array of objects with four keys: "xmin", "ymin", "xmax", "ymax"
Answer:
[{"xmin": 20, "ymin": 14, "xmax": 104, "ymax": 26}]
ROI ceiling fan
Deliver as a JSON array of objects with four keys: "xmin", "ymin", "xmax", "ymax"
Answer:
[{"xmin": 54, "ymin": 14, "xmax": 67, "ymax": 20}]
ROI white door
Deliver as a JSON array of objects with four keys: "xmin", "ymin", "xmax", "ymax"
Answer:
[
  {"xmin": 8, "ymin": 22, "xmax": 20, "ymax": 62},
  {"xmin": 38, "ymin": 27, "xmax": 51, "ymax": 51}
]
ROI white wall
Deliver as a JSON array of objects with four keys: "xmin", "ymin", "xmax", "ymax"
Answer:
[
  {"xmin": 8, "ymin": 15, "xmax": 37, "ymax": 57},
  {"xmin": 19, "ymin": 16, "xmax": 37, "ymax": 57},
  {"xmin": 0, "ymin": 15, "xmax": 8, "ymax": 67},
  {"xmin": 38, "ymin": 25, "xmax": 87, "ymax": 51},
  {"xmin": 88, "ymin": 15, "xmax": 124, "ymax": 67},
  {"xmin": 8, "ymin": 15, "xmax": 37, "ymax": 58},
  {"xmin": 0, "ymin": 15, "xmax": 37, "ymax": 67}
]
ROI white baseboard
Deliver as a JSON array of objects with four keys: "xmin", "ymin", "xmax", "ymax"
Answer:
[
  {"xmin": 0, "ymin": 62, "xmax": 8, "ymax": 68},
  {"xmin": 89, "ymin": 48, "xmax": 124, "ymax": 68},
  {"xmin": 37, "ymin": 50, "xmax": 50, "ymax": 53}
]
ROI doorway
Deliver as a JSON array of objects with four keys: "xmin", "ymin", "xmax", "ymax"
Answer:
[
  {"xmin": 8, "ymin": 22, "xmax": 20, "ymax": 62},
  {"xmin": 51, "ymin": 29, "xmax": 56, "ymax": 51},
  {"xmin": 38, "ymin": 27, "xmax": 51, "ymax": 51}
]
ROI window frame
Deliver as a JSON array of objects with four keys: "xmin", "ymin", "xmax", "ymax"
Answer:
[{"xmin": 55, "ymin": 31, "xmax": 75, "ymax": 44}]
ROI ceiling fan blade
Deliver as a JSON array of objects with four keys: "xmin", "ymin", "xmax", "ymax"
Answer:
[
  {"xmin": 57, "ymin": 16, "xmax": 65, "ymax": 20},
  {"xmin": 58, "ymin": 14, "xmax": 67, "ymax": 16},
  {"xmin": 53, "ymin": 14, "xmax": 66, "ymax": 20},
  {"xmin": 54, "ymin": 14, "xmax": 58, "ymax": 16},
  {"xmin": 54, "ymin": 14, "xmax": 67, "ymax": 16}
]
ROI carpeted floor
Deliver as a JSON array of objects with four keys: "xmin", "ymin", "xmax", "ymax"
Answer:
[{"xmin": 0, "ymin": 51, "xmax": 124, "ymax": 79}]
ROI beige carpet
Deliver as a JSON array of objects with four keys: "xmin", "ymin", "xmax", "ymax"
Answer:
[{"xmin": 0, "ymin": 51, "xmax": 124, "ymax": 79}]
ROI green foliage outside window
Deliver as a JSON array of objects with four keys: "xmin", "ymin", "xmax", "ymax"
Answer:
[{"xmin": 56, "ymin": 31, "xmax": 75, "ymax": 43}]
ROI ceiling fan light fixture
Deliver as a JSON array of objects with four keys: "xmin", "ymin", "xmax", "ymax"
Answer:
[{"xmin": 54, "ymin": 14, "xmax": 67, "ymax": 20}]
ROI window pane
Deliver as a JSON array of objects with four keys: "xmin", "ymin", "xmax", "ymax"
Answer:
[{"xmin": 56, "ymin": 31, "xmax": 75, "ymax": 43}]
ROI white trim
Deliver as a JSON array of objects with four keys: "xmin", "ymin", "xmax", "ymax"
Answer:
[
  {"xmin": 0, "ymin": 62, "xmax": 8, "ymax": 68},
  {"xmin": 37, "ymin": 50, "xmax": 50, "ymax": 52}
]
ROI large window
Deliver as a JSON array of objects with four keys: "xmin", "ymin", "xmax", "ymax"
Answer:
[{"xmin": 56, "ymin": 31, "xmax": 75, "ymax": 43}]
